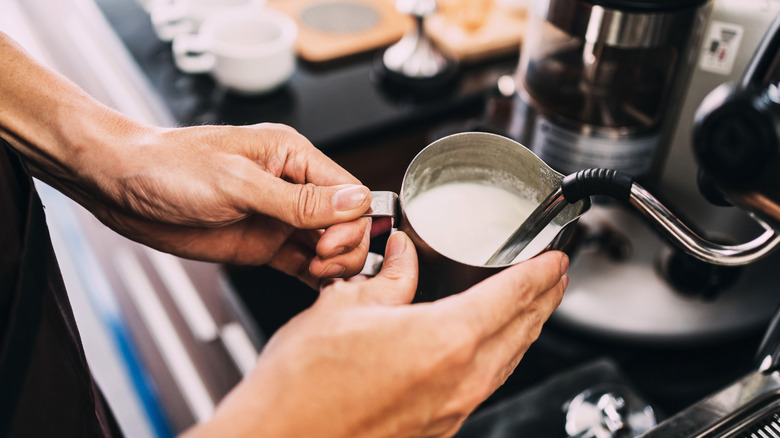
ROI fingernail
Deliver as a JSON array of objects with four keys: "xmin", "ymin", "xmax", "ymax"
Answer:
[
  {"xmin": 560, "ymin": 254, "xmax": 570, "ymax": 276},
  {"xmin": 385, "ymin": 232, "xmax": 406, "ymax": 261},
  {"xmin": 561, "ymin": 273, "xmax": 570, "ymax": 290},
  {"xmin": 333, "ymin": 185, "xmax": 368, "ymax": 211},
  {"xmin": 320, "ymin": 263, "xmax": 346, "ymax": 278}
]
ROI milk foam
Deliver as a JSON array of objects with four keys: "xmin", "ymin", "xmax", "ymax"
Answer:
[{"xmin": 405, "ymin": 182, "xmax": 562, "ymax": 265}]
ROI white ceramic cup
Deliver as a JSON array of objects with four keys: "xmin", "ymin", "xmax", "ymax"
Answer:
[
  {"xmin": 151, "ymin": 0, "xmax": 258, "ymax": 41},
  {"xmin": 172, "ymin": 8, "xmax": 297, "ymax": 95}
]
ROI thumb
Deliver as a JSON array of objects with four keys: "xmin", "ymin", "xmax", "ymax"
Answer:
[
  {"xmin": 253, "ymin": 175, "xmax": 371, "ymax": 229},
  {"xmin": 361, "ymin": 231, "xmax": 419, "ymax": 306}
]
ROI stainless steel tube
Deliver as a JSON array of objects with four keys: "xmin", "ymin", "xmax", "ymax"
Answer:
[
  {"xmin": 629, "ymin": 184, "xmax": 780, "ymax": 266},
  {"xmin": 485, "ymin": 188, "xmax": 569, "ymax": 266}
]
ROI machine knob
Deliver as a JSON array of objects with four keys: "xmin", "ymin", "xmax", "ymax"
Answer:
[
  {"xmin": 693, "ymin": 83, "xmax": 780, "ymax": 184},
  {"xmin": 663, "ymin": 245, "xmax": 742, "ymax": 300}
]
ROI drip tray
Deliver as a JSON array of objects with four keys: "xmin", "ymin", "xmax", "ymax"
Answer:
[
  {"xmin": 642, "ymin": 372, "xmax": 780, "ymax": 438},
  {"xmin": 700, "ymin": 392, "xmax": 780, "ymax": 438}
]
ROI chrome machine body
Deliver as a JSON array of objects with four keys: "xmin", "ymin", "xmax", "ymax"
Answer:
[
  {"xmin": 509, "ymin": 0, "xmax": 780, "ymax": 344},
  {"xmin": 510, "ymin": 0, "xmax": 709, "ymax": 179}
]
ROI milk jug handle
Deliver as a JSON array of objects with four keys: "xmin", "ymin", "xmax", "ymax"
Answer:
[
  {"xmin": 364, "ymin": 191, "xmax": 400, "ymax": 220},
  {"xmin": 355, "ymin": 191, "xmax": 400, "ymax": 277}
]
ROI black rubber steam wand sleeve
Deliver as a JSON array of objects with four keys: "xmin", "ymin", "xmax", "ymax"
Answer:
[{"xmin": 560, "ymin": 168, "xmax": 634, "ymax": 204}]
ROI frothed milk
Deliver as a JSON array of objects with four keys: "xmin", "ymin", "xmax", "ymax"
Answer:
[{"xmin": 405, "ymin": 182, "xmax": 562, "ymax": 265}]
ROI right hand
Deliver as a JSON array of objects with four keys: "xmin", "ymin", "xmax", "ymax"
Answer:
[{"xmin": 186, "ymin": 232, "xmax": 570, "ymax": 438}]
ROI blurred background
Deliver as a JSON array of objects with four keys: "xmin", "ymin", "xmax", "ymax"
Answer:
[{"xmin": 4, "ymin": 0, "xmax": 780, "ymax": 436}]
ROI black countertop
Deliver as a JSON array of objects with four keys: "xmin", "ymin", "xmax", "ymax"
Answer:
[{"xmin": 95, "ymin": 0, "xmax": 517, "ymax": 151}]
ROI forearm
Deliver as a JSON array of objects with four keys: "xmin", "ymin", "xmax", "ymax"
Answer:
[
  {"xmin": 0, "ymin": 32, "xmax": 146, "ymax": 190},
  {"xmin": 0, "ymin": 33, "xmax": 371, "ymax": 277}
]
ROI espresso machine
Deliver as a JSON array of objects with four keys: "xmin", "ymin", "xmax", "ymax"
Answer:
[
  {"xmin": 642, "ymin": 15, "xmax": 780, "ymax": 429},
  {"xmin": 461, "ymin": 2, "xmax": 780, "ymax": 435},
  {"xmin": 503, "ymin": 0, "xmax": 780, "ymax": 345}
]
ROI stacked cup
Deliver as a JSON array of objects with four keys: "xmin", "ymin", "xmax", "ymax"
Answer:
[{"xmin": 144, "ymin": 0, "xmax": 298, "ymax": 95}]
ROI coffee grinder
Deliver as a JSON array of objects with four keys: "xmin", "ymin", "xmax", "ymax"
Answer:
[{"xmin": 510, "ymin": 0, "xmax": 708, "ymax": 180}]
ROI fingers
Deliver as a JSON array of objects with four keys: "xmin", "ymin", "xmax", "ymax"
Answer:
[
  {"xmin": 249, "ymin": 123, "xmax": 361, "ymax": 188},
  {"xmin": 315, "ymin": 219, "xmax": 368, "ymax": 259},
  {"xmin": 509, "ymin": 274, "xmax": 567, "ymax": 347},
  {"xmin": 309, "ymin": 217, "xmax": 371, "ymax": 278},
  {"xmin": 116, "ymin": 213, "xmax": 294, "ymax": 265},
  {"xmin": 268, "ymin": 239, "xmax": 320, "ymax": 289},
  {"xmin": 441, "ymin": 251, "xmax": 569, "ymax": 339},
  {"xmin": 224, "ymin": 123, "xmax": 372, "ymax": 230},
  {"xmin": 246, "ymin": 171, "xmax": 371, "ymax": 229},
  {"xmin": 430, "ymin": 255, "xmax": 568, "ymax": 399},
  {"xmin": 483, "ymin": 274, "xmax": 568, "ymax": 390},
  {"xmin": 356, "ymin": 232, "xmax": 419, "ymax": 306}
]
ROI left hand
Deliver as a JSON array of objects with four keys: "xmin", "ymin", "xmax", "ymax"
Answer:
[
  {"xmin": 49, "ymin": 122, "xmax": 372, "ymax": 287},
  {"xmin": 0, "ymin": 35, "xmax": 370, "ymax": 286}
]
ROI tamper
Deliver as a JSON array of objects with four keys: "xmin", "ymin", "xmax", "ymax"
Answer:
[{"xmin": 379, "ymin": 0, "xmax": 458, "ymax": 91}]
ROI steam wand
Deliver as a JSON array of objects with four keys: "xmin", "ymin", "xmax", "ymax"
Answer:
[{"xmin": 485, "ymin": 169, "xmax": 780, "ymax": 266}]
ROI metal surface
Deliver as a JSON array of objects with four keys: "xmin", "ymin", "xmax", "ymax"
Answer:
[
  {"xmin": 509, "ymin": 93, "xmax": 663, "ymax": 177},
  {"xmin": 692, "ymin": 12, "xmax": 780, "ymax": 234},
  {"xmin": 553, "ymin": 203, "xmax": 780, "ymax": 344},
  {"xmin": 365, "ymin": 132, "xmax": 589, "ymax": 301},
  {"xmin": 660, "ymin": 0, "xmax": 780, "ymax": 224},
  {"xmin": 722, "ymin": 409, "xmax": 780, "ymax": 438},
  {"xmin": 565, "ymin": 385, "xmax": 657, "ymax": 438},
  {"xmin": 538, "ymin": 0, "xmax": 705, "ymax": 49},
  {"xmin": 382, "ymin": 19, "xmax": 451, "ymax": 79},
  {"xmin": 396, "ymin": 0, "xmax": 435, "ymax": 17},
  {"xmin": 486, "ymin": 187, "xmax": 569, "ymax": 265},
  {"xmin": 513, "ymin": 0, "xmax": 709, "ymax": 178},
  {"xmin": 382, "ymin": 0, "xmax": 454, "ymax": 79},
  {"xmin": 487, "ymin": 178, "xmax": 780, "ymax": 267},
  {"xmin": 538, "ymin": 0, "xmax": 780, "ymax": 344},
  {"xmin": 639, "ymin": 371, "xmax": 780, "ymax": 438},
  {"xmin": 366, "ymin": 191, "xmax": 399, "ymax": 218},
  {"xmin": 628, "ymin": 185, "xmax": 780, "ymax": 266}
]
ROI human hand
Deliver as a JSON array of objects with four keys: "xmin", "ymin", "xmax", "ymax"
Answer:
[
  {"xmin": 58, "ymin": 122, "xmax": 372, "ymax": 287},
  {"xmin": 0, "ymin": 35, "xmax": 370, "ymax": 285},
  {"xmin": 187, "ymin": 232, "xmax": 569, "ymax": 438}
]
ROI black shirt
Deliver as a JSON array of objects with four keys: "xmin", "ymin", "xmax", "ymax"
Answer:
[{"xmin": 0, "ymin": 141, "xmax": 121, "ymax": 436}]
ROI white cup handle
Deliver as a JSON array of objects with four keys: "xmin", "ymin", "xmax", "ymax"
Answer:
[
  {"xmin": 173, "ymin": 34, "xmax": 216, "ymax": 74},
  {"xmin": 151, "ymin": 2, "xmax": 194, "ymax": 42}
]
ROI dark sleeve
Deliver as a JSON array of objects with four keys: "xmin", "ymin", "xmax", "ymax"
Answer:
[{"xmin": 0, "ymin": 141, "xmax": 123, "ymax": 437}]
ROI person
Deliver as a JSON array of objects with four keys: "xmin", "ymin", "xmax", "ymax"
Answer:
[{"xmin": 0, "ymin": 31, "xmax": 569, "ymax": 437}]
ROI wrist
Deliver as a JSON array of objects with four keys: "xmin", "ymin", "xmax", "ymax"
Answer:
[{"xmin": 58, "ymin": 103, "xmax": 153, "ymax": 193}]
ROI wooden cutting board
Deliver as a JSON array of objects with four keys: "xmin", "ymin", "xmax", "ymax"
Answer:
[
  {"xmin": 269, "ymin": 0, "xmax": 412, "ymax": 62},
  {"xmin": 425, "ymin": 5, "xmax": 527, "ymax": 62}
]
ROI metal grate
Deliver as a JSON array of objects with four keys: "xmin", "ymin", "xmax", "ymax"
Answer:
[
  {"xmin": 724, "ymin": 410, "xmax": 780, "ymax": 438},
  {"xmin": 734, "ymin": 411, "xmax": 780, "ymax": 438}
]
